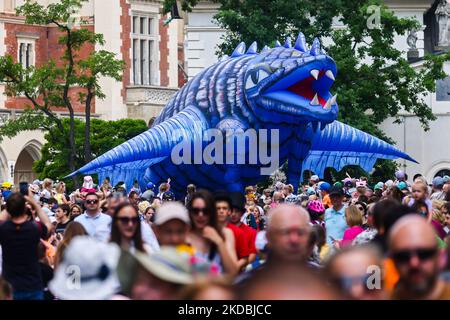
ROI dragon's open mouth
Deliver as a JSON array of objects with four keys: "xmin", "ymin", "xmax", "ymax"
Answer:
[{"xmin": 263, "ymin": 66, "xmax": 337, "ymax": 110}]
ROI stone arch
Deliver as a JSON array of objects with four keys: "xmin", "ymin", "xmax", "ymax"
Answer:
[
  {"xmin": 14, "ymin": 139, "xmax": 43, "ymax": 185},
  {"xmin": 425, "ymin": 160, "xmax": 450, "ymax": 183}
]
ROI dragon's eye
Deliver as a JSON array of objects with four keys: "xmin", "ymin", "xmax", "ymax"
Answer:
[{"xmin": 245, "ymin": 69, "xmax": 270, "ymax": 90}]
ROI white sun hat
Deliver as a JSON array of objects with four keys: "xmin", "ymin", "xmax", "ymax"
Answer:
[{"xmin": 49, "ymin": 236, "xmax": 121, "ymax": 300}]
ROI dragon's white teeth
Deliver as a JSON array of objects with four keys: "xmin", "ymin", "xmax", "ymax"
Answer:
[
  {"xmin": 323, "ymin": 94, "xmax": 337, "ymax": 110},
  {"xmin": 325, "ymin": 70, "xmax": 335, "ymax": 81},
  {"xmin": 310, "ymin": 69, "xmax": 319, "ymax": 80},
  {"xmin": 331, "ymin": 94, "xmax": 337, "ymax": 105},
  {"xmin": 310, "ymin": 93, "xmax": 320, "ymax": 106}
]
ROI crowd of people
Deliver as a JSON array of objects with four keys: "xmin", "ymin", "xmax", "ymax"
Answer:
[{"xmin": 0, "ymin": 170, "xmax": 449, "ymax": 300}]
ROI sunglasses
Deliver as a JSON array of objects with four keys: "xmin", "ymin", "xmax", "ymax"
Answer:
[
  {"xmin": 117, "ymin": 217, "xmax": 139, "ymax": 225},
  {"xmin": 191, "ymin": 207, "xmax": 206, "ymax": 215},
  {"xmin": 332, "ymin": 274, "xmax": 372, "ymax": 292},
  {"xmin": 86, "ymin": 199, "xmax": 99, "ymax": 204},
  {"xmin": 391, "ymin": 248, "xmax": 437, "ymax": 264}
]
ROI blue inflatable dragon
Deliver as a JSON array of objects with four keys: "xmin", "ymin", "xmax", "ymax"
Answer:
[{"xmin": 67, "ymin": 33, "xmax": 416, "ymax": 194}]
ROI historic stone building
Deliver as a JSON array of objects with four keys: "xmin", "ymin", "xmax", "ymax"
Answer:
[{"xmin": 0, "ymin": 0, "xmax": 183, "ymax": 184}]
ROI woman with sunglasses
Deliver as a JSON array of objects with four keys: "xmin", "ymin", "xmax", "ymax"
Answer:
[
  {"xmin": 110, "ymin": 203, "xmax": 147, "ymax": 253},
  {"xmin": 187, "ymin": 190, "xmax": 238, "ymax": 276}
]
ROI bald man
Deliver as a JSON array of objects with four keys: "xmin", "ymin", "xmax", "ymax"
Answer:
[
  {"xmin": 389, "ymin": 215, "xmax": 450, "ymax": 299},
  {"xmin": 235, "ymin": 204, "xmax": 314, "ymax": 285},
  {"xmin": 266, "ymin": 204, "xmax": 312, "ymax": 263}
]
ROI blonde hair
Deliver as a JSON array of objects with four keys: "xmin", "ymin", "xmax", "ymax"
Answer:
[
  {"xmin": 159, "ymin": 183, "xmax": 169, "ymax": 193},
  {"xmin": 43, "ymin": 178, "xmax": 53, "ymax": 190},
  {"xmin": 412, "ymin": 181, "xmax": 428, "ymax": 194},
  {"xmin": 345, "ymin": 205, "xmax": 363, "ymax": 227},
  {"xmin": 56, "ymin": 182, "xmax": 65, "ymax": 194},
  {"xmin": 432, "ymin": 200, "xmax": 446, "ymax": 225}
]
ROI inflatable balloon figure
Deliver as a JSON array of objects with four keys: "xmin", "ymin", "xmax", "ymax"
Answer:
[{"xmin": 67, "ymin": 33, "xmax": 416, "ymax": 195}]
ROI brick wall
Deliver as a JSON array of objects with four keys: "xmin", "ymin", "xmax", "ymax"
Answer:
[
  {"xmin": 120, "ymin": 0, "xmax": 131, "ymax": 103},
  {"xmin": 159, "ymin": 16, "xmax": 169, "ymax": 87},
  {"xmin": 3, "ymin": 21, "xmax": 95, "ymax": 113}
]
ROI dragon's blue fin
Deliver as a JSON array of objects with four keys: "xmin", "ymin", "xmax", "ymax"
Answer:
[
  {"xmin": 301, "ymin": 121, "xmax": 417, "ymax": 178},
  {"xmin": 65, "ymin": 106, "xmax": 209, "ymax": 187}
]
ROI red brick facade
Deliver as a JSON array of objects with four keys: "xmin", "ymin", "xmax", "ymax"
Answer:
[
  {"xmin": 3, "ymin": 19, "xmax": 95, "ymax": 112},
  {"xmin": 120, "ymin": 0, "xmax": 131, "ymax": 103},
  {"xmin": 159, "ymin": 16, "xmax": 169, "ymax": 87}
]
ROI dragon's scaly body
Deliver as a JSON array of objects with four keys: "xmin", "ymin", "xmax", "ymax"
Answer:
[{"xmin": 68, "ymin": 33, "xmax": 415, "ymax": 194}]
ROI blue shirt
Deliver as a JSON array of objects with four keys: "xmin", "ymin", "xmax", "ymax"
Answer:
[
  {"xmin": 75, "ymin": 212, "xmax": 112, "ymax": 243},
  {"xmin": 324, "ymin": 205, "xmax": 348, "ymax": 245}
]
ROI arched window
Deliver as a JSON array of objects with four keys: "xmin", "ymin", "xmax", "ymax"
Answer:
[{"xmin": 434, "ymin": 169, "xmax": 450, "ymax": 178}]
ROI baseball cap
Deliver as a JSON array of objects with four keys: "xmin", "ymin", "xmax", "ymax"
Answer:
[
  {"xmin": 334, "ymin": 181, "xmax": 343, "ymax": 188},
  {"xmin": 395, "ymin": 170, "xmax": 406, "ymax": 180},
  {"xmin": 397, "ymin": 181, "xmax": 408, "ymax": 190},
  {"xmin": 329, "ymin": 186, "xmax": 344, "ymax": 197},
  {"xmin": 318, "ymin": 182, "xmax": 331, "ymax": 191},
  {"xmin": 310, "ymin": 175, "xmax": 320, "ymax": 182},
  {"xmin": 146, "ymin": 182, "xmax": 155, "ymax": 190},
  {"xmin": 374, "ymin": 182, "xmax": 384, "ymax": 190},
  {"xmin": 443, "ymin": 175, "xmax": 450, "ymax": 183},
  {"xmin": 432, "ymin": 176, "xmax": 444, "ymax": 187},
  {"xmin": 385, "ymin": 180, "xmax": 394, "ymax": 188},
  {"xmin": 306, "ymin": 187, "xmax": 316, "ymax": 195},
  {"xmin": 154, "ymin": 202, "xmax": 190, "ymax": 226}
]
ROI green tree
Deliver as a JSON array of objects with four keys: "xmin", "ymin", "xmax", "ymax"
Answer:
[
  {"xmin": 164, "ymin": 0, "xmax": 450, "ymax": 180},
  {"xmin": 0, "ymin": 0, "xmax": 124, "ymax": 186},
  {"xmin": 33, "ymin": 118, "xmax": 148, "ymax": 190}
]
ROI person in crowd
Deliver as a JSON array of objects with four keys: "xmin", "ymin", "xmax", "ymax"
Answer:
[
  {"xmin": 324, "ymin": 186, "xmax": 348, "ymax": 246},
  {"xmin": 325, "ymin": 245, "xmax": 386, "ymax": 300},
  {"xmin": 186, "ymin": 190, "xmax": 238, "ymax": 276},
  {"xmin": 353, "ymin": 203, "xmax": 378, "ymax": 245},
  {"xmin": 143, "ymin": 206, "xmax": 155, "ymax": 226},
  {"xmin": 128, "ymin": 191, "xmax": 140, "ymax": 207},
  {"xmin": 69, "ymin": 204, "xmax": 82, "ymax": 221},
  {"xmin": 178, "ymin": 277, "xmax": 235, "ymax": 300},
  {"xmin": 157, "ymin": 182, "xmax": 170, "ymax": 199},
  {"xmin": 259, "ymin": 189, "xmax": 272, "ymax": 206},
  {"xmin": 1, "ymin": 182, "xmax": 13, "ymax": 201},
  {"xmin": 403, "ymin": 180, "xmax": 432, "ymax": 213},
  {"xmin": 37, "ymin": 242, "xmax": 54, "ymax": 300},
  {"xmin": 389, "ymin": 186, "xmax": 405, "ymax": 204},
  {"xmin": 49, "ymin": 236, "xmax": 121, "ymax": 300},
  {"xmin": 153, "ymin": 202, "xmax": 190, "ymax": 248},
  {"xmin": 215, "ymin": 193, "xmax": 249, "ymax": 271},
  {"xmin": 318, "ymin": 182, "xmax": 331, "ymax": 209},
  {"xmin": 443, "ymin": 202, "xmax": 450, "ymax": 234},
  {"xmin": 337, "ymin": 205, "xmax": 364, "ymax": 247},
  {"xmin": 41, "ymin": 178, "xmax": 53, "ymax": 200},
  {"xmin": 53, "ymin": 222, "xmax": 88, "ymax": 269},
  {"xmin": 185, "ymin": 184, "xmax": 196, "ymax": 206},
  {"xmin": 110, "ymin": 203, "xmax": 148, "ymax": 253},
  {"xmin": 55, "ymin": 204, "xmax": 71, "ymax": 234},
  {"xmin": 116, "ymin": 247, "xmax": 194, "ymax": 300},
  {"xmin": 74, "ymin": 192, "xmax": 112, "ymax": 243},
  {"xmin": 54, "ymin": 182, "xmax": 68, "ymax": 205},
  {"xmin": 389, "ymin": 215, "xmax": 450, "ymax": 299},
  {"xmin": 270, "ymin": 191, "xmax": 284, "ymax": 208},
  {"xmin": 307, "ymin": 200, "xmax": 326, "ymax": 227},
  {"xmin": 229, "ymin": 193, "xmax": 257, "ymax": 266},
  {"xmin": 430, "ymin": 176, "xmax": 446, "ymax": 201},
  {"xmin": 0, "ymin": 192, "xmax": 52, "ymax": 300},
  {"xmin": 238, "ymin": 263, "xmax": 340, "ymax": 300},
  {"xmin": 282, "ymin": 184, "xmax": 297, "ymax": 203},
  {"xmin": 141, "ymin": 182, "xmax": 155, "ymax": 202}
]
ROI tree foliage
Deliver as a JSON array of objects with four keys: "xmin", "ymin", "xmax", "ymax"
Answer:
[{"xmin": 33, "ymin": 118, "xmax": 148, "ymax": 190}]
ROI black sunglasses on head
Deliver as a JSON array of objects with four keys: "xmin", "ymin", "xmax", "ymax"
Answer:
[{"xmin": 391, "ymin": 248, "xmax": 437, "ymax": 264}]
